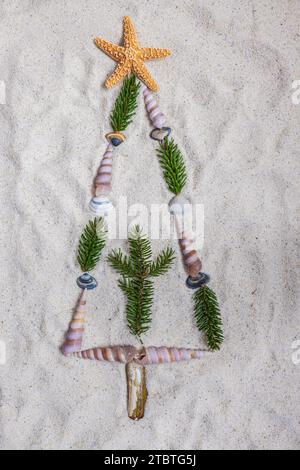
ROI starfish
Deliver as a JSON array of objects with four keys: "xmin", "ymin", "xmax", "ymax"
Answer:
[{"xmin": 94, "ymin": 16, "xmax": 171, "ymax": 92}]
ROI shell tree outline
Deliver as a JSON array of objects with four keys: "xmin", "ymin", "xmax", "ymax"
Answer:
[{"xmin": 61, "ymin": 16, "xmax": 223, "ymax": 420}]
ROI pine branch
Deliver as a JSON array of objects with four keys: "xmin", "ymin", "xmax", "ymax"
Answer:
[
  {"xmin": 77, "ymin": 218, "xmax": 107, "ymax": 272},
  {"xmin": 110, "ymin": 75, "xmax": 141, "ymax": 132},
  {"xmin": 148, "ymin": 247, "xmax": 176, "ymax": 277},
  {"xmin": 194, "ymin": 285, "xmax": 224, "ymax": 351},
  {"xmin": 108, "ymin": 226, "xmax": 174, "ymax": 340},
  {"xmin": 157, "ymin": 137, "xmax": 188, "ymax": 195}
]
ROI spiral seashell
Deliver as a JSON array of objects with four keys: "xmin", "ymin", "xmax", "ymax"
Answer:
[
  {"xmin": 150, "ymin": 127, "xmax": 171, "ymax": 142},
  {"xmin": 186, "ymin": 272, "xmax": 210, "ymax": 290},
  {"xmin": 89, "ymin": 196, "xmax": 114, "ymax": 217},
  {"xmin": 61, "ymin": 290, "xmax": 87, "ymax": 356},
  {"xmin": 142, "ymin": 84, "xmax": 166, "ymax": 129},
  {"xmin": 74, "ymin": 346, "xmax": 137, "ymax": 364},
  {"xmin": 77, "ymin": 273, "xmax": 98, "ymax": 290},
  {"xmin": 95, "ymin": 145, "xmax": 114, "ymax": 196},
  {"xmin": 106, "ymin": 131, "xmax": 126, "ymax": 146},
  {"xmin": 169, "ymin": 196, "xmax": 202, "ymax": 278},
  {"xmin": 179, "ymin": 231, "xmax": 203, "ymax": 278},
  {"xmin": 135, "ymin": 347, "xmax": 207, "ymax": 365}
]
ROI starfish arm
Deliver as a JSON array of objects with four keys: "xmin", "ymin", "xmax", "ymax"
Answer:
[
  {"xmin": 133, "ymin": 60, "xmax": 159, "ymax": 92},
  {"xmin": 123, "ymin": 16, "xmax": 139, "ymax": 49},
  {"xmin": 140, "ymin": 47, "xmax": 172, "ymax": 61},
  {"xmin": 105, "ymin": 60, "xmax": 132, "ymax": 88},
  {"xmin": 94, "ymin": 37, "xmax": 125, "ymax": 62}
]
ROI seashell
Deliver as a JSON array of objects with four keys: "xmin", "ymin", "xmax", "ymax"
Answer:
[
  {"xmin": 142, "ymin": 84, "xmax": 166, "ymax": 129},
  {"xmin": 106, "ymin": 131, "xmax": 126, "ymax": 146},
  {"xmin": 89, "ymin": 196, "xmax": 114, "ymax": 217},
  {"xmin": 61, "ymin": 290, "xmax": 87, "ymax": 356},
  {"xmin": 126, "ymin": 361, "xmax": 148, "ymax": 420},
  {"xmin": 186, "ymin": 272, "xmax": 210, "ymax": 290},
  {"xmin": 169, "ymin": 195, "xmax": 192, "ymax": 216},
  {"xmin": 94, "ymin": 145, "xmax": 114, "ymax": 196},
  {"xmin": 179, "ymin": 232, "xmax": 203, "ymax": 277},
  {"xmin": 150, "ymin": 127, "xmax": 171, "ymax": 142},
  {"xmin": 135, "ymin": 346, "xmax": 208, "ymax": 365},
  {"xmin": 77, "ymin": 273, "xmax": 98, "ymax": 290},
  {"xmin": 74, "ymin": 346, "xmax": 137, "ymax": 363}
]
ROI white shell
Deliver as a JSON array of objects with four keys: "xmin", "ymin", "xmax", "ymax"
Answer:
[
  {"xmin": 89, "ymin": 196, "xmax": 114, "ymax": 216},
  {"xmin": 168, "ymin": 195, "xmax": 192, "ymax": 215}
]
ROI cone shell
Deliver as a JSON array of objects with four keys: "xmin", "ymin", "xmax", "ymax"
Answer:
[
  {"xmin": 179, "ymin": 232, "xmax": 203, "ymax": 277},
  {"xmin": 89, "ymin": 196, "xmax": 114, "ymax": 217},
  {"xmin": 142, "ymin": 84, "xmax": 166, "ymax": 129},
  {"xmin": 74, "ymin": 345, "xmax": 207, "ymax": 365},
  {"xmin": 74, "ymin": 346, "xmax": 137, "ymax": 364},
  {"xmin": 106, "ymin": 132, "xmax": 126, "ymax": 147},
  {"xmin": 61, "ymin": 290, "xmax": 87, "ymax": 356},
  {"xmin": 95, "ymin": 145, "xmax": 114, "ymax": 196},
  {"xmin": 135, "ymin": 346, "xmax": 207, "ymax": 365}
]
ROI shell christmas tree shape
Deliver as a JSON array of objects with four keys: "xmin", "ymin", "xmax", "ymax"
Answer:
[{"xmin": 62, "ymin": 17, "xmax": 223, "ymax": 420}]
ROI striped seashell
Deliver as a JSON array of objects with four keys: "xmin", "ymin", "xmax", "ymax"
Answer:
[
  {"xmin": 142, "ymin": 84, "xmax": 166, "ymax": 129},
  {"xmin": 61, "ymin": 290, "xmax": 87, "ymax": 356},
  {"xmin": 77, "ymin": 273, "xmax": 98, "ymax": 290},
  {"xmin": 179, "ymin": 231, "xmax": 203, "ymax": 277},
  {"xmin": 95, "ymin": 145, "xmax": 114, "ymax": 196},
  {"xmin": 89, "ymin": 196, "xmax": 114, "ymax": 217},
  {"xmin": 136, "ymin": 346, "xmax": 207, "ymax": 365},
  {"xmin": 169, "ymin": 196, "xmax": 202, "ymax": 277},
  {"xmin": 74, "ymin": 346, "xmax": 137, "ymax": 364},
  {"xmin": 106, "ymin": 131, "xmax": 126, "ymax": 147}
]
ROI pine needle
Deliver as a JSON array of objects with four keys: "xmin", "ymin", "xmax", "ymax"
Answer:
[
  {"xmin": 157, "ymin": 137, "xmax": 188, "ymax": 195},
  {"xmin": 110, "ymin": 75, "xmax": 141, "ymax": 132},
  {"xmin": 194, "ymin": 285, "xmax": 224, "ymax": 351},
  {"xmin": 77, "ymin": 218, "xmax": 107, "ymax": 272}
]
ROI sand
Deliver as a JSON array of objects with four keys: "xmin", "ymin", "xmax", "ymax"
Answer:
[{"xmin": 0, "ymin": 0, "xmax": 299, "ymax": 450}]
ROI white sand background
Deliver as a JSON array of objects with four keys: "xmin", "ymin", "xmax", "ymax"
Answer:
[{"xmin": 0, "ymin": 0, "xmax": 299, "ymax": 450}]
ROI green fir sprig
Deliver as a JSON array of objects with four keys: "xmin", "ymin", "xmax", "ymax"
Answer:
[
  {"xmin": 194, "ymin": 286, "xmax": 224, "ymax": 351},
  {"xmin": 77, "ymin": 218, "xmax": 107, "ymax": 272},
  {"xmin": 110, "ymin": 75, "xmax": 141, "ymax": 132},
  {"xmin": 157, "ymin": 137, "xmax": 188, "ymax": 195},
  {"xmin": 108, "ymin": 226, "xmax": 175, "ymax": 341}
]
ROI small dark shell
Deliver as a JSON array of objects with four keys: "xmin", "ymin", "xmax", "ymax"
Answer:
[
  {"xmin": 111, "ymin": 137, "xmax": 123, "ymax": 146},
  {"xmin": 77, "ymin": 273, "xmax": 98, "ymax": 290},
  {"xmin": 186, "ymin": 272, "xmax": 210, "ymax": 289},
  {"xmin": 150, "ymin": 127, "xmax": 171, "ymax": 142}
]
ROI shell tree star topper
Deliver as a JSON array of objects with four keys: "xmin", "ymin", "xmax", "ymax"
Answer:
[{"xmin": 94, "ymin": 16, "xmax": 171, "ymax": 91}]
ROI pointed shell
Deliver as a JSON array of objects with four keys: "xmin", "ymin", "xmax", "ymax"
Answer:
[
  {"xmin": 150, "ymin": 127, "xmax": 171, "ymax": 141},
  {"xmin": 89, "ymin": 196, "xmax": 114, "ymax": 216},
  {"xmin": 77, "ymin": 273, "xmax": 98, "ymax": 290},
  {"xmin": 135, "ymin": 346, "xmax": 207, "ymax": 365},
  {"xmin": 61, "ymin": 290, "xmax": 87, "ymax": 356},
  {"xmin": 74, "ymin": 346, "xmax": 137, "ymax": 364}
]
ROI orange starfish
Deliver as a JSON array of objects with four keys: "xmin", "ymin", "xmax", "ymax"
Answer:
[{"xmin": 94, "ymin": 16, "xmax": 171, "ymax": 92}]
